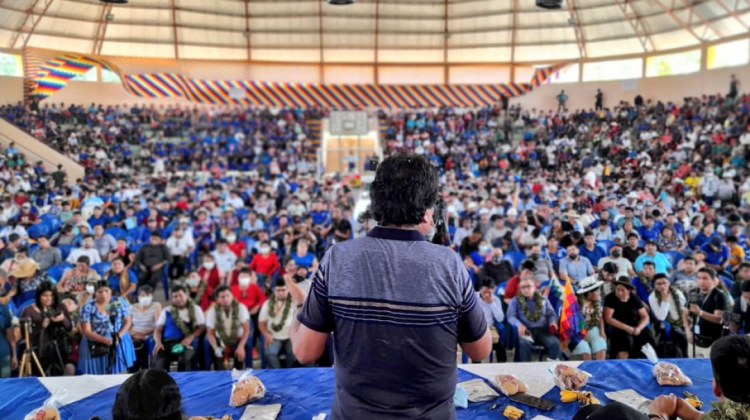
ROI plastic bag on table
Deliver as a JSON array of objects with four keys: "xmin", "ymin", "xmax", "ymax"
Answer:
[
  {"xmin": 229, "ymin": 369, "xmax": 267, "ymax": 407},
  {"xmin": 642, "ymin": 344, "xmax": 693, "ymax": 386},
  {"xmin": 23, "ymin": 392, "xmax": 65, "ymax": 420},
  {"xmin": 492, "ymin": 374, "xmax": 529, "ymax": 396},
  {"xmin": 550, "ymin": 363, "xmax": 591, "ymax": 390}
]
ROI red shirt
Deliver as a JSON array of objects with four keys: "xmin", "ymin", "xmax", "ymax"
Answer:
[
  {"xmin": 231, "ymin": 284, "xmax": 266, "ymax": 311},
  {"xmin": 504, "ymin": 274, "xmax": 521, "ymax": 300},
  {"xmin": 249, "ymin": 253, "xmax": 280, "ymax": 277},
  {"xmin": 198, "ymin": 266, "xmax": 222, "ymax": 292},
  {"xmin": 228, "ymin": 242, "xmax": 246, "ymax": 258}
]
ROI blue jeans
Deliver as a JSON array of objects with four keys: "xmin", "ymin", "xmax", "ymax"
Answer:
[
  {"xmin": 265, "ymin": 338, "xmax": 296, "ymax": 369},
  {"xmin": 517, "ymin": 327, "xmax": 561, "ymax": 362}
]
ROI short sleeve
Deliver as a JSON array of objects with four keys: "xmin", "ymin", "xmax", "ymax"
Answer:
[
  {"xmin": 79, "ymin": 303, "xmax": 93, "ymax": 324},
  {"xmin": 714, "ymin": 291, "xmax": 728, "ymax": 312},
  {"xmin": 457, "ymin": 258, "xmax": 488, "ymax": 343},
  {"xmin": 258, "ymin": 301, "xmax": 270, "ymax": 323},
  {"xmin": 119, "ymin": 299, "xmax": 130, "ymax": 317},
  {"xmin": 297, "ymin": 250, "xmax": 334, "ymax": 333},
  {"xmin": 603, "ymin": 293, "xmax": 617, "ymax": 309},
  {"xmin": 156, "ymin": 309, "xmax": 167, "ymax": 327},
  {"xmin": 205, "ymin": 307, "xmax": 216, "ymax": 329},
  {"xmin": 238, "ymin": 305, "xmax": 250, "ymax": 323},
  {"xmin": 193, "ymin": 305, "xmax": 206, "ymax": 326}
]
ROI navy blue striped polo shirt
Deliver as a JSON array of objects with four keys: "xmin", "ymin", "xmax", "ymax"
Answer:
[{"xmin": 298, "ymin": 226, "xmax": 487, "ymax": 420}]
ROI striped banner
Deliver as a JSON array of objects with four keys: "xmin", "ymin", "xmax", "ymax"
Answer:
[{"xmin": 24, "ymin": 48, "xmax": 566, "ymax": 108}]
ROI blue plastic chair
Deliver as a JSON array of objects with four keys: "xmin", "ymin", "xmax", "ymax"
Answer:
[
  {"xmin": 91, "ymin": 262, "xmax": 111, "ymax": 277},
  {"xmin": 235, "ymin": 208, "xmax": 249, "ymax": 220},
  {"xmin": 15, "ymin": 299, "xmax": 34, "ymax": 316},
  {"xmin": 44, "ymin": 218, "xmax": 62, "ymax": 233},
  {"xmin": 664, "ymin": 251, "xmax": 685, "ymax": 269},
  {"xmin": 597, "ymin": 240, "xmax": 615, "ymax": 254},
  {"xmin": 39, "ymin": 213, "xmax": 60, "ymax": 223},
  {"xmin": 720, "ymin": 275, "xmax": 733, "ymax": 288},
  {"xmin": 27, "ymin": 223, "xmax": 51, "ymax": 240},
  {"xmin": 105, "ymin": 227, "xmax": 128, "ymax": 240},
  {"xmin": 503, "ymin": 252, "xmax": 527, "ymax": 271},
  {"xmin": 162, "ymin": 265, "xmax": 170, "ymax": 300},
  {"xmin": 58, "ymin": 245, "xmax": 75, "ymax": 262},
  {"xmin": 47, "ymin": 263, "xmax": 73, "ymax": 282},
  {"xmin": 493, "ymin": 281, "xmax": 508, "ymax": 298},
  {"xmin": 128, "ymin": 226, "xmax": 149, "ymax": 244}
]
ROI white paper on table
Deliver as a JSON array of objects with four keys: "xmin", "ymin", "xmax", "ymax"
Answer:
[
  {"xmin": 605, "ymin": 389, "xmax": 653, "ymax": 414},
  {"xmin": 240, "ymin": 404, "xmax": 282, "ymax": 420},
  {"xmin": 457, "ymin": 378, "xmax": 500, "ymax": 402},
  {"xmin": 312, "ymin": 414, "xmax": 327, "ymax": 420},
  {"xmin": 531, "ymin": 416, "xmax": 555, "ymax": 420}
]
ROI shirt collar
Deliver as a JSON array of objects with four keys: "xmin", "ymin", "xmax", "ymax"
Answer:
[{"xmin": 367, "ymin": 226, "xmax": 426, "ymax": 242}]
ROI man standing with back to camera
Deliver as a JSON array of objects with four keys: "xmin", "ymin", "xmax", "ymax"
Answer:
[{"xmin": 288, "ymin": 154, "xmax": 491, "ymax": 419}]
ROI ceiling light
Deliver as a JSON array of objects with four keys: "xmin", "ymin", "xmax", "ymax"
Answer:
[
  {"xmin": 328, "ymin": 0, "xmax": 355, "ymax": 4},
  {"xmin": 536, "ymin": 0, "xmax": 563, "ymax": 9},
  {"xmin": 99, "ymin": 0, "xmax": 128, "ymax": 4}
]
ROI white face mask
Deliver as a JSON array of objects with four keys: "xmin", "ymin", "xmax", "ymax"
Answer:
[
  {"xmin": 203, "ymin": 261, "xmax": 215, "ymax": 270},
  {"xmin": 138, "ymin": 296, "xmax": 152, "ymax": 306},
  {"xmin": 238, "ymin": 276, "xmax": 251, "ymax": 287},
  {"xmin": 260, "ymin": 247, "xmax": 271, "ymax": 255},
  {"xmin": 226, "ymin": 235, "xmax": 236, "ymax": 244},
  {"xmin": 186, "ymin": 277, "xmax": 200, "ymax": 287},
  {"xmin": 86, "ymin": 285, "xmax": 95, "ymax": 294}
]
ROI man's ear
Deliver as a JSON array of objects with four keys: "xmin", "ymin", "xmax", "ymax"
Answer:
[{"xmin": 713, "ymin": 377, "xmax": 723, "ymax": 400}]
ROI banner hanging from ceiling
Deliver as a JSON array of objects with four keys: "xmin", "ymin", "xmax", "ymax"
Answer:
[{"xmin": 23, "ymin": 47, "xmax": 566, "ymax": 108}]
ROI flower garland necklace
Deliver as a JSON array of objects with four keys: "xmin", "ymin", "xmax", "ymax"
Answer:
[
  {"xmin": 190, "ymin": 281, "xmax": 208, "ymax": 303},
  {"xmin": 578, "ymin": 296, "xmax": 601, "ymax": 328},
  {"xmin": 656, "ymin": 286, "xmax": 684, "ymax": 328},
  {"xmin": 215, "ymin": 299, "xmax": 240, "ymax": 346},
  {"xmin": 170, "ymin": 299, "xmax": 197, "ymax": 337},
  {"xmin": 518, "ymin": 291, "xmax": 544, "ymax": 322},
  {"xmin": 637, "ymin": 271, "xmax": 654, "ymax": 294},
  {"xmin": 268, "ymin": 294, "xmax": 293, "ymax": 333}
]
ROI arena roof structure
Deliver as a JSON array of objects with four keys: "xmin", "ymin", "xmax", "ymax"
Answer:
[{"xmin": 0, "ymin": 0, "xmax": 749, "ymax": 66}]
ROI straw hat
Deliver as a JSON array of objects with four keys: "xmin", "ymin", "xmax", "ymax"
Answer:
[{"xmin": 11, "ymin": 259, "xmax": 39, "ymax": 279}]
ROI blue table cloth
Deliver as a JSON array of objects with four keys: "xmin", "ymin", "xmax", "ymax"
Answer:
[{"xmin": 0, "ymin": 359, "xmax": 715, "ymax": 420}]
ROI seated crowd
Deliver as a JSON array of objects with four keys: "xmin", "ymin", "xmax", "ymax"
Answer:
[{"xmin": 0, "ymin": 90, "xmax": 749, "ymax": 378}]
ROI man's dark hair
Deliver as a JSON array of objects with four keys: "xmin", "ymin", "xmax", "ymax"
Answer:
[
  {"xmin": 112, "ymin": 369, "xmax": 183, "ymax": 420},
  {"xmin": 741, "ymin": 280, "xmax": 750, "ymax": 293},
  {"xmin": 627, "ymin": 233, "xmax": 639, "ymax": 239},
  {"xmin": 214, "ymin": 285, "xmax": 231, "ymax": 298},
  {"xmin": 77, "ymin": 255, "xmax": 91, "ymax": 265},
  {"xmin": 171, "ymin": 285, "xmax": 187, "ymax": 295},
  {"xmin": 710, "ymin": 335, "xmax": 750, "ymax": 404},
  {"xmin": 698, "ymin": 267, "xmax": 717, "ymax": 278},
  {"xmin": 682, "ymin": 256, "xmax": 695, "ymax": 263},
  {"xmin": 370, "ymin": 154, "xmax": 438, "ymax": 227},
  {"xmin": 643, "ymin": 261, "xmax": 655, "ymax": 268}
]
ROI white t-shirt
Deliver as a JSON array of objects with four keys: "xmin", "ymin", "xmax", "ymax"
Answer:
[
  {"xmin": 211, "ymin": 250, "xmax": 237, "ymax": 274},
  {"xmin": 166, "ymin": 235, "xmax": 195, "ymax": 257},
  {"xmin": 259, "ymin": 298, "xmax": 295, "ymax": 340},
  {"xmin": 67, "ymin": 248, "xmax": 102, "ymax": 265},
  {"xmin": 648, "ymin": 290, "xmax": 687, "ymax": 322},
  {"xmin": 206, "ymin": 302, "xmax": 250, "ymax": 340},
  {"xmin": 157, "ymin": 303, "xmax": 206, "ymax": 327}
]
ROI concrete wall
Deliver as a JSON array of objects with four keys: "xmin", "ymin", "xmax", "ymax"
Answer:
[
  {"xmin": 0, "ymin": 62, "xmax": 748, "ymax": 112},
  {"xmin": 0, "ymin": 118, "xmax": 85, "ymax": 179}
]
